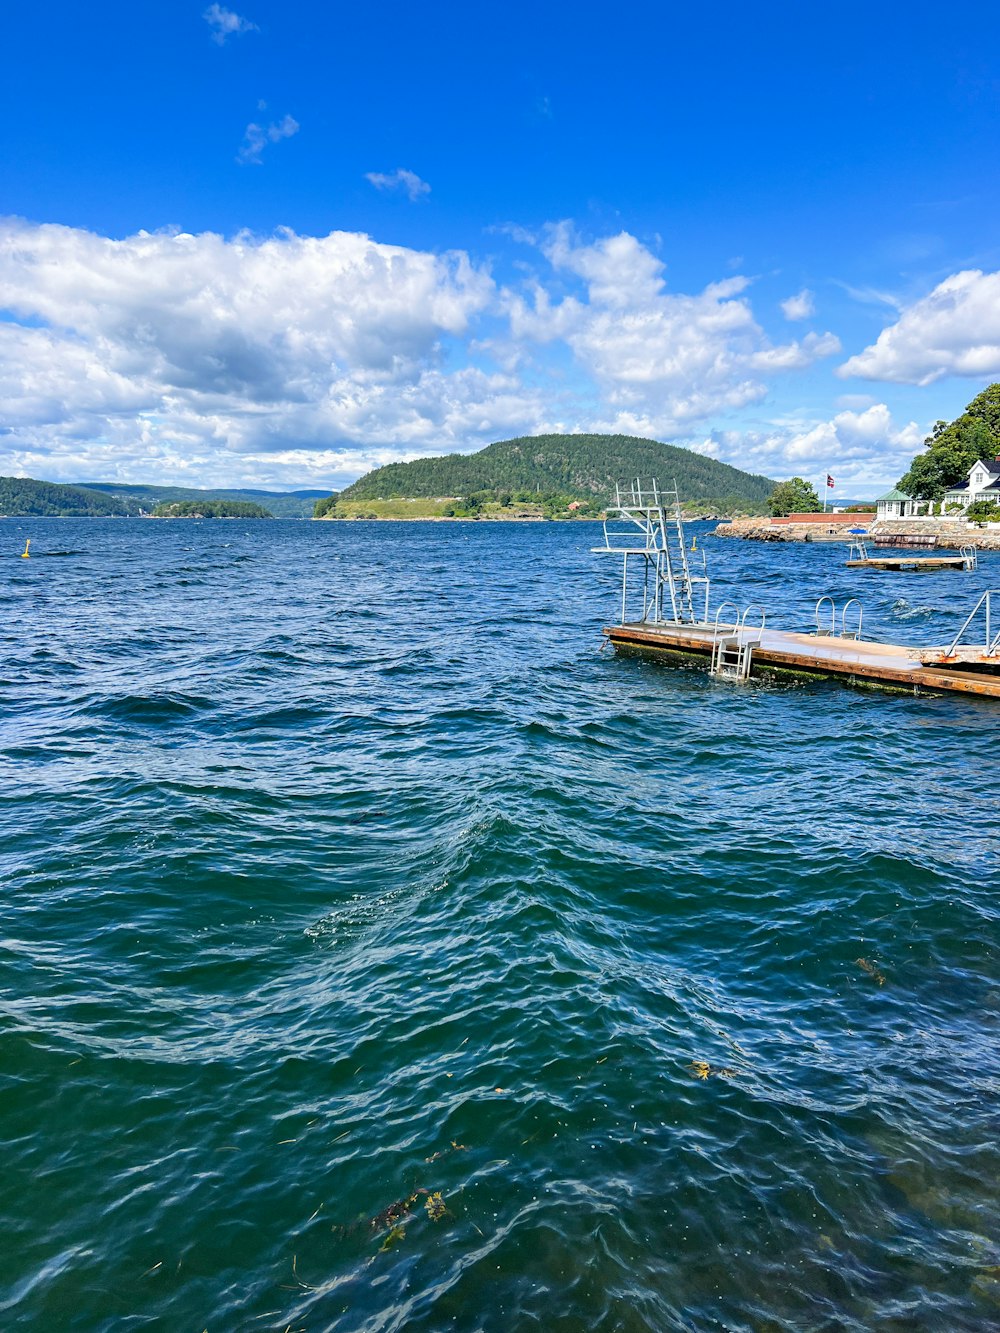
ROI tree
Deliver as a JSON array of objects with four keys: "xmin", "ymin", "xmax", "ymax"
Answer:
[
  {"xmin": 768, "ymin": 477, "xmax": 821, "ymax": 516},
  {"xmin": 313, "ymin": 494, "xmax": 339, "ymax": 518},
  {"xmin": 898, "ymin": 384, "xmax": 1000, "ymax": 500}
]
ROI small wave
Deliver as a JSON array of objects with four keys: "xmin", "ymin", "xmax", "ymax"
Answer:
[{"xmin": 890, "ymin": 598, "xmax": 938, "ymax": 620}]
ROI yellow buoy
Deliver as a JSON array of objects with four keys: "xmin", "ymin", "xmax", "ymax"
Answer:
[
  {"xmin": 21, "ymin": 539, "xmax": 31, "ymax": 559},
  {"xmin": 690, "ymin": 536, "xmax": 697, "ymax": 552}
]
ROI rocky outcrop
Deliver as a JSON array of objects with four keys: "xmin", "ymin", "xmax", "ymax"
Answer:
[{"xmin": 715, "ymin": 515, "xmax": 1000, "ymax": 548}]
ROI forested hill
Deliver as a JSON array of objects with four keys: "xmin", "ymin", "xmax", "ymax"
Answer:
[
  {"xmin": 340, "ymin": 434, "xmax": 774, "ymax": 511},
  {"xmin": 83, "ymin": 484, "xmax": 328, "ymax": 519},
  {"xmin": 0, "ymin": 476, "xmax": 128, "ymax": 517}
]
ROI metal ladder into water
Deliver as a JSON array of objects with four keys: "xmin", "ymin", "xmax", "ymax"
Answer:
[{"xmin": 709, "ymin": 603, "xmax": 766, "ymax": 681}]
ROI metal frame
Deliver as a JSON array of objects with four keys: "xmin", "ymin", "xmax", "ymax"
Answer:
[
  {"xmin": 944, "ymin": 590, "xmax": 1000, "ymax": 658},
  {"xmin": 592, "ymin": 478, "xmax": 710, "ymax": 625}
]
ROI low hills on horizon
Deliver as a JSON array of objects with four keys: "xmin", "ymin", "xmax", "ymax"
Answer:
[
  {"xmin": 0, "ymin": 436, "xmax": 777, "ymax": 521},
  {"xmin": 0, "ymin": 478, "xmax": 329, "ymax": 519},
  {"xmin": 327, "ymin": 433, "xmax": 776, "ymax": 518}
]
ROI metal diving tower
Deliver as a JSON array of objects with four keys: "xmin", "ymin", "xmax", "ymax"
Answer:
[{"xmin": 592, "ymin": 479, "xmax": 711, "ymax": 626}]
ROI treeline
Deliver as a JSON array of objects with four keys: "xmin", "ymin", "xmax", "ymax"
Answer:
[
  {"xmin": 0, "ymin": 476, "xmax": 128, "ymax": 516},
  {"xmin": 899, "ymin": 384, "xmax": 1000, "ymax": 499},
  {"xmin": 151, "ymin": 500, "xmax": 273, "ymax": 518},
  {"xmin": 88, "ymin": 483, "xmax": 326, "ymax": 518},
  {"xmin": 336, "ymin": 434, "xmax": 774, "ymax": 511}
]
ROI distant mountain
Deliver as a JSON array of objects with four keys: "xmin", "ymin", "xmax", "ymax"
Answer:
[
  {"xmin": 83, "ymin": 484, "xmax": 329, "ymax": 519},
  {"xmin": 338, "ymin": 434, "xmax": 774, "ymax": 513},
  {"xmin": 0, "ymin": 476, "xmax": 128, "ymax": 517}
]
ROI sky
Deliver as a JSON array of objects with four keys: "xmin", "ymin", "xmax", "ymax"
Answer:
[{"xmin": 2, "ymin": 1, "xmax": 1000, "ymax": 494}]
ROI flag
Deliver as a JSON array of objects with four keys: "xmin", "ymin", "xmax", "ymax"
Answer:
[{"xmin": 826, "ymin": 474, "xmax": 835, "ymax": 488}]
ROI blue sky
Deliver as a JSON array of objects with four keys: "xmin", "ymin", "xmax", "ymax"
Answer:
[{"xmin": 2, "ymin": 1, "xmax": 1000, "ymax": 492}]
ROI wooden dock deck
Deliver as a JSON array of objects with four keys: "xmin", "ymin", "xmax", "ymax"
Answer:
[
  {"xmin": 845, "ymin": 555, "xmax": 968, "ymax": 571},
  {"xmin": 605, "ymin": 621, "xmax": 1000, "ymax": 698}
]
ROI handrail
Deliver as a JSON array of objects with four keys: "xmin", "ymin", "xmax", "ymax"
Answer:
[
  {"xmin": 944, "ymin": 589, "xmax": 1000, "ymax": 657},
  {"xmin": 815, "ymin": 595, "xmax": 836, "ymax": 636},
  {"xmin": 841, "ymin": 598, "xmax": 864, "ymax": 641},
  {"xmin": 740, "ymin": 604, "xmax": 767, "ymax": 644},
  {"xmin": 713, "ymin": 601, "xmax": 741, "ymax": 635}
]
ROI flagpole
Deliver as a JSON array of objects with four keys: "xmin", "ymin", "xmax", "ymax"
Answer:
[{"xmin": 823, "ymin": 473, "xmax": 827, "ymax": 513}]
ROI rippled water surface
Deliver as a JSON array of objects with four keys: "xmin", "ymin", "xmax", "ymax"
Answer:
[{"xmin": 2, "ymin": 518, "xmax": 998, "ymax": 1331}]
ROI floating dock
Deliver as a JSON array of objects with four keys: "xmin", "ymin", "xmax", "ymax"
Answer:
[
  {"xmin": 845, "ymin": 538, "xmax": 977, "ymax": 573},
  {"xmin": 845, "ymin": 554, "xmax": 968, "ymax": 571},
  {"xmin": 605, "ymin": 620, "xmax": 1000, "ymax": 699},
  {"xmin": 594, "ymin": 482, "xmax": 1000, "ymax": 701}
]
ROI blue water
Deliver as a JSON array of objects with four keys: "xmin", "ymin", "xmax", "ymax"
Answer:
[{"xmin": 1, "ymin": 518, "xmax": 998, "ymax": 1331}]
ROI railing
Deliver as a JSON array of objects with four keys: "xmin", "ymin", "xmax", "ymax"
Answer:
[
  {"xmin": 740, "ymin": 604, "xmax": 767, "ymax": 645},
  {"xmin": 815, "ymin": 596, "xmax": 864, "ymax": 640},
  {"xmin": 842, "ymin": 599, "xmax": 864, "ymax": 641},
  {"xmin": 960, "ymin": 545, "xmax": 978, "ymax": 572},
  {"xmin": 943, "ymin": 590, "xmax": 1000, "ymax": 658},
  {"xmin": 815, "ymin": 596, "xmax": 836, "ymax": 637}
]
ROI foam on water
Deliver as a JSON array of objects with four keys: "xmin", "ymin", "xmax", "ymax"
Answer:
[{"xmin": 1, "ymin": 518, "xmax": 998, "ymax": 1330}]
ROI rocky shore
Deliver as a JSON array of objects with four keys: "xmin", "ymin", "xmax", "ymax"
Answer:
[{"xmin": 715, "ymin": 515, "xmax": 1000, "ymax": 549}]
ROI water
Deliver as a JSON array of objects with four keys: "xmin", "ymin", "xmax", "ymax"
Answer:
[{"xmin": 1, "ymin": 518, "xmax": 998, "ymax": 1331}]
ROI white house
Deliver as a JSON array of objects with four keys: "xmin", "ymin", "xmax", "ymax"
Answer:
[
  {"xmin": 942, "ymin": 457, "xmax": 1000, "ymax": 510},
  {"xmin": 875, "ymin": 487, "xmax": 929, "ymax": 518}
]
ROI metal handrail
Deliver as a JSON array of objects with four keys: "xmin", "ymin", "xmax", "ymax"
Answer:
[
  {"xmin": 740, "ymin": 604, "xmax": 767, "ymax": 644},
  {"xmin": 815, "ymin": 596, "xmax": 836, "ymax": 636},
  {"xmin": 841, "ymin": 599, "xmax": 864, "ymax": 641},
  {"xmin": 944, "ymin": 590, "xmax": 1000, "ymax": 658}
]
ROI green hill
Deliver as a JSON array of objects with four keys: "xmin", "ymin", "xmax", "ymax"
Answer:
[
  {"xmin": 0, "ymin": 477, "xmax": 331, "ymax": 518},
  {"xmin": 337, "ymin": 434, "xmax": 774, "ymax": 513},
  {"xmin": 0, "ymin": 476, "xmax": 129, "ymax": 517},
  {"xmin": 83, "ymin": 484, "xmax": 329, "ymax": 519}
]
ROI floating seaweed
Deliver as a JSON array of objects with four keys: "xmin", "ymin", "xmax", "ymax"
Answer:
[
  {"xmin": 688, "ymin": 1060, "xmax": 737, "ymax": 1080},
  {"xmin": 425, "ymin": 1140, "xmax": 467, "ymax": 1163},
  {"xmin": 856, "ymin": 957, "xmax": 886, "ymax": 986},
  {"xmin": 379, "ymin": 1224, "xmax": 406, "ymax": 1253},
  {"xmin": 369, "ymin": 1189, "xmax": 428, "ymax": 1233},
  {"xmin": 424, "ymin": 1191, "xmax": 448, "ymax": 1222}
]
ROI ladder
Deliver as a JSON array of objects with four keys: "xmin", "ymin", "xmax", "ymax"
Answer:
[
  {"xmin": 592, "ymin": 478, "xmax": 711, "ymax": 625},
  {"xmin": 709, "ymin": 604, "xmax": 766, "ymax": 681}
]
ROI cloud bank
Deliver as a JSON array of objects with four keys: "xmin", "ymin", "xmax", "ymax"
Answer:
[
  {"xmin": 840, "ymin": 269, "xmax": 1000, "ymax": 385},
  {"xmin": 0, "ymin": 217, "xmax": 870, "ymax": 488}
]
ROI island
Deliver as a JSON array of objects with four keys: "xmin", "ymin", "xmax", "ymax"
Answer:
[
  {"xmin": 150, "ymin": 500, "xmax": 273, "ymax": 519},
  {"xmin": 312, "ymin": 433, "xmax": 774, "ymax": 520}
]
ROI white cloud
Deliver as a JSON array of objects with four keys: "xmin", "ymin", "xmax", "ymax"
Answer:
[
  {"xmin": 701, "ymin": 404, "xmax": 923, "ymax": 490},
  {"xmin": 204, "ymin": 5, "xmax": 258, "ymax": 44},
  {"xmin": 237, "ymin": 114, "xmax": 299, "ymax": 165},
  {"xmin": 780, "ymin": 288, "xmax": 815, "ymax": 321},
  {"xmin": 0, "ymin": 218, "xmax": 853, "ymax": 488},
  {"xmin": 840, "ymin": 269, "xmax": 1000, "ymax": 384},
  {"xmin": 365, "ymin": 169, "xmax": 431, "ymax": 201},
  {"xmin": 0, "ymin": 221, "xmax": 504, "ymax": 485},
  {"xmin": 506, "ymin": 224, "xmax": 841, "ymax": 437}
]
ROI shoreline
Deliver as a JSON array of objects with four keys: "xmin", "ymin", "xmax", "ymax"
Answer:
[{"xmin": 715, "ymin": 515, "xmax": 1000, "ymax": 549}]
